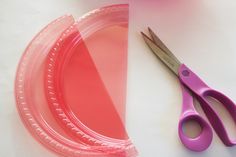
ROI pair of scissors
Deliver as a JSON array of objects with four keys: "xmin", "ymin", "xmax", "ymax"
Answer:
[{"xmin": 141, "ymin": 28, "xmax": 236, "ymax": 151}]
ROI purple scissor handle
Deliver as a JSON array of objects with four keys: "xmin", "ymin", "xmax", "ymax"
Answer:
[
  {"xmin": 141, "ymin": 28, "xmax": 236, "ymax": 151},
  {"xmin": 178, "ymin": 82, "xmax": 213, "ymax": 152},
  {"xmin": 178, "ymin": 64, "xmax": 236, "ymax": 151}
]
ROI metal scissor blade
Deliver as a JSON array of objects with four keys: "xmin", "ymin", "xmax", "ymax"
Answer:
[
  {"xmin": 147, "ymin": 27, "xmax": 180, "ymax": 65},
  {"xmin": 141, "ymin": 32, "xmax": 180, "ymax": 75}
]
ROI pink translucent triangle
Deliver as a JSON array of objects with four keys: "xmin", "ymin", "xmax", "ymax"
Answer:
[{"xmin": 57, "ymin": 24, "xmax": 129, "ymax": 139}]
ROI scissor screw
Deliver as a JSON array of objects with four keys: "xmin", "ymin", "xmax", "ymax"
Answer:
[{"xmin": 182, "ymin": 70, "xmax": 190, "ymax": 77}]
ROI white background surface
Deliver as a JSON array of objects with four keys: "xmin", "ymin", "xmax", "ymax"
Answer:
[{"xmin": 1, "ymin": 0, "xmax": 236, "ymax": 157}]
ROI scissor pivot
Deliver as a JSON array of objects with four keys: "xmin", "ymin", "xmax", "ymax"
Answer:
[{"xmin": 182, "ymin": 70, "xmax": 190, "ymax": 77}]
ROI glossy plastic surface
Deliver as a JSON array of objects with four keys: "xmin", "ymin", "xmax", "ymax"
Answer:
[
  {"xmin": 15, "ymin": 4, "xmax": 137, "ymax": 157},
  {"xmin": 178, "ymin": 85, "xmax": 213, "ymax": 151},
  {"xmin": 178, "ymin": 64, "xmax": 236, "ymax": 151}
]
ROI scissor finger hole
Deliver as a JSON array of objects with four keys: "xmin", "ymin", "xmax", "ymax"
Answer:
[
  {"xmin": 205, "ymin": 95, "xmax": 236, "ymax": 140},
  {"xmin": 182, "ymin": 119, "xmax": 203, "ymax": 138}
]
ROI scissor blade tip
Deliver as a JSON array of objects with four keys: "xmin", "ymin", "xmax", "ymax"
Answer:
[
  {"xmin": 140, "ymin": 32, "xmax": 148, "ymax": 39},
  {"xmin": 148, "ymin": 28, "xmax": 156, "ymax": 37},
  {"xmin": 148, "ymin": 27, "xmax": 154, "ymax": 32},
  {"xmin": 140, "ymin": 31, "xmax": 145, "ymax": 35},
  {"xmin": 140, "ymin": 32, "xmax": 149, "ymax": 38}
]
